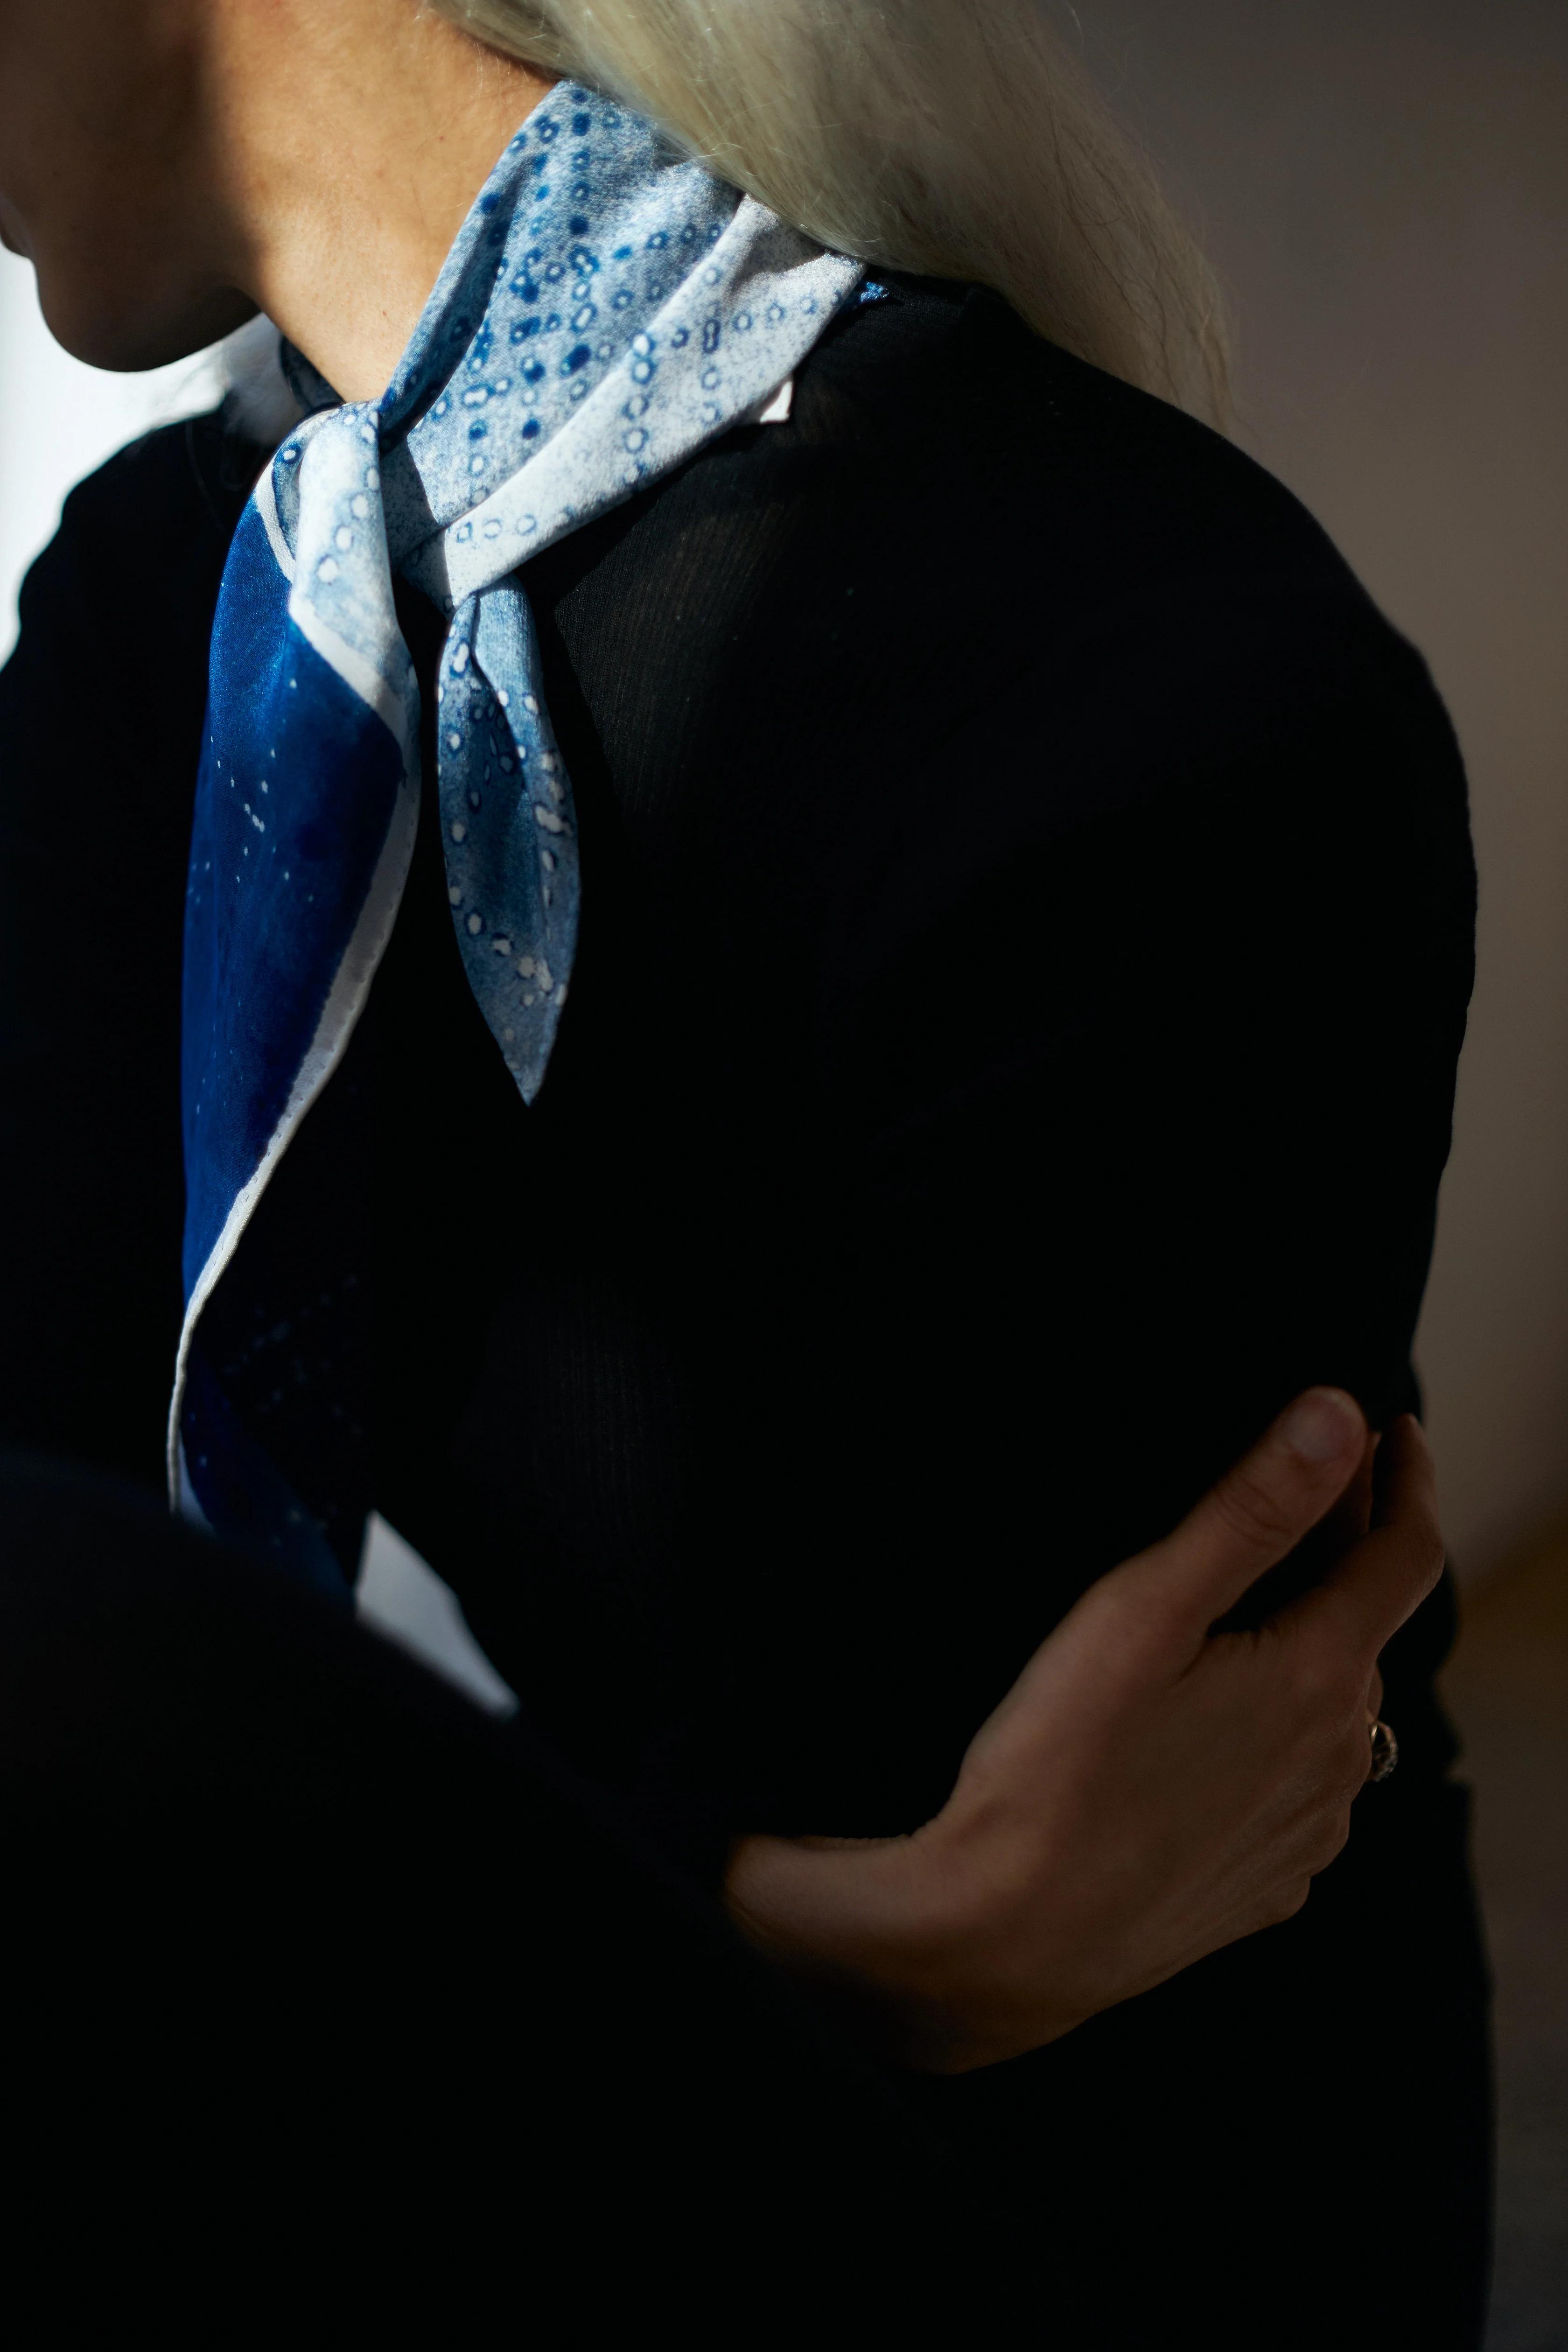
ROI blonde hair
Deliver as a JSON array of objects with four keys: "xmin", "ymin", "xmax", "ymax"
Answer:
[{"xmin": 429, "ymin": 0, "xmax": 1229, "ymax": 423}]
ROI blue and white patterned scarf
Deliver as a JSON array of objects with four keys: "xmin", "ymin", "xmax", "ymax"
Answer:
[{"xmin": 171, "ymin": 82, "xmax": 861, "ymax": 1568}]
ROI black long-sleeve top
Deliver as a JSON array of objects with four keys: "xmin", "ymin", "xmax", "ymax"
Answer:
[{"xmin": 0, "ymin": 278, "xmax": 1475, "ymax": 1870}]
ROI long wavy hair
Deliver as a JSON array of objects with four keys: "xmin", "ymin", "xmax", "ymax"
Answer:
[{"xmin": 429, "ymin": 0, "xmax": 1230, "ymax": 422}]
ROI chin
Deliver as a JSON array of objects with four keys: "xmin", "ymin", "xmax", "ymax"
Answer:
[
  {"xmin": 0, "ymin": 194, "xmax": 32, "ymax": 260},
  {"xmin": 34, "ymin": 270, "xmax": 257, "ymax": 374}
]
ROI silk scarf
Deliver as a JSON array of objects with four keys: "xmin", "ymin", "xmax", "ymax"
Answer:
[{"xmin": 171, "ymin": 82, "xmax": 862, "ymax": 1574}]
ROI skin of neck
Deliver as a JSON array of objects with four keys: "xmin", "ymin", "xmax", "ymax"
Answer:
[
  {"xmin": 209, "ymin": 1, "xmax": 556, "ymax": 398},
  {"xmin": 209, "ymin": 0, "xmax": 556, "ymax": 398},
  {"xmin": 0, "ymin": 0, "xmax": 555, "ymax": 394}
]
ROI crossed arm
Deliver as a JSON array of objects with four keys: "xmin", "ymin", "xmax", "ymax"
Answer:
[
  {"xmin": 709, "ymin": 573, "xmax": 1469, "ymax": 2067},
  {"xmin": 727, "ymin": 1392, "xmax": 1442, "ymax": 2072}
]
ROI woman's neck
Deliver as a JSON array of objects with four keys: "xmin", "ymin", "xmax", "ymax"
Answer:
[{"xmin": 206, "ymin": 1, "xmax": 556, "ymax": 399}]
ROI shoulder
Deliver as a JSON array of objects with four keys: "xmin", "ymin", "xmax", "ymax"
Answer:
[
  {"xmin": 797, "ymin": 277, "xmax": 1352, "ymax": 575},
  {"xmin": 752, "ymin": 290, "xmax": 1475, "ymax": 1015},
  {"xmin": 548, "ymin": 273, "xmax": 1461, "ymax": 817},
  {"xmin": 27, "ymin": 407, "xmax": 253, "ymax": 568},
  {"xmin": 791, "ymin": 274, "xmax": 1431, "ymax": 722},
  {"xmin": 644, "ymin": 280, "xmax": 1464, "ymax": 854},
  {"xmin": 5, "ymin": 410, "xmax": 257, "ymax": 694},
  {"xmin": 0, "ymin": 412, "xmax": 263, "ymax": 887},
  {"xmin": 812, "ymin": 287, "xmax": 1470, "ymax": 868}
]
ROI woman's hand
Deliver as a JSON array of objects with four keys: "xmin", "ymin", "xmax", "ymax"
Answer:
[{"xmin": 724, "ymin": 1391, "xmax": 1443, "ymax": 2073}]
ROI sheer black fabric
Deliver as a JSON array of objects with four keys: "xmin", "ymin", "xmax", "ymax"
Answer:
[
  {"xmin": 0, "ymin": 279, "xmax": 1487, "ymax": 2340},
  {"xmin": 0, "ymin": 1456, "xmax": 984, "ymax": 2331}
]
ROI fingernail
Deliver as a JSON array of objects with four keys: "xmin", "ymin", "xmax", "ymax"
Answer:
[{"xmin": 1281, "ymin": 1388, "xmax": 1362, "ymax": 1463}]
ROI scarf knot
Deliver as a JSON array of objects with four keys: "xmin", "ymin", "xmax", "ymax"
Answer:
[{"xmin": 172, "ymin": 82, "xmax": 861, "ymax": 1571}]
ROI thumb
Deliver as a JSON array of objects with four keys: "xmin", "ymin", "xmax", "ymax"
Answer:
[
  {"xmin": 1123, "ymin": 1388, "xmax": 1368, "ymax": 1645},
  {"xmin": 1287, "ymin": 1414, "xmax": 1444, "ymax": 1660}
]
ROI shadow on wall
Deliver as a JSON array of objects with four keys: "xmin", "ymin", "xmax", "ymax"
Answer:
[{"xmin": 1078, "ymin": 0, "xmax": 1568, "ymax": 1577}]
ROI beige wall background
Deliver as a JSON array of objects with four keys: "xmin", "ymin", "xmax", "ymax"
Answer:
[{"xmin": 1078, "ymin": 0, "xmax": 1568, "ymax": 1577}]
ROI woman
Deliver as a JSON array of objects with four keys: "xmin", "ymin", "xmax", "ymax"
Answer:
[{"xmin": 0, "ymin": 0, "xmax": 1484, "ymax": 2339}]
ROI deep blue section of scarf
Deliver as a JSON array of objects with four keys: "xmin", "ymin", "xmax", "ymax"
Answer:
[{"xmin": 182, "ymin": 505, "xmax": 405, "ymax": 1302}]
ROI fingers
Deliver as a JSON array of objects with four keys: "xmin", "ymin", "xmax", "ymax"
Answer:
[
  {"xmin": 1371, "ymin": 1413, "xmax": 1433, "ymax": 1533},
  {"xmin": 1126, "ymin": 1389, "xmax": 1368, "ymax": 1645},
  {"xmin": 1289, "ymin": 1417, "xmax": 1444, "ymax": 1661},
  {"xmin": 1320, "ymin": 1432, "xmax": 1379, "ymax": 1554}
]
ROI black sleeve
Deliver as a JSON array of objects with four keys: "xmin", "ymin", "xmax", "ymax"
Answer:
[
  {"xmin": 701, "ymin": 579, "xmax": 1477, "ymax": 1832},
  {"xmin": 0, "ymin": 418, "xmax": 247, "ymax": 1489}
]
